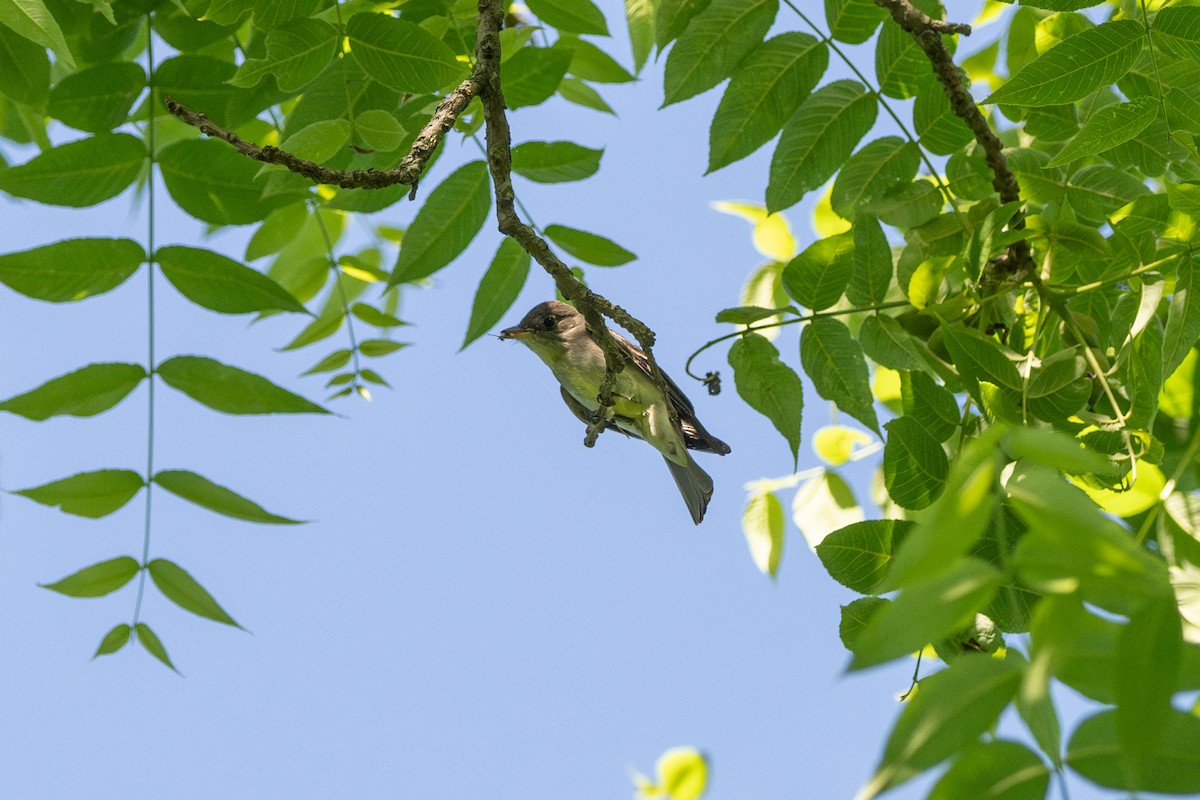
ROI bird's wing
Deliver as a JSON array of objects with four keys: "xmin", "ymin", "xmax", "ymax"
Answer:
[{"xmin": 609, "ymin": 330, "xmax": 731, "ymax": 455}]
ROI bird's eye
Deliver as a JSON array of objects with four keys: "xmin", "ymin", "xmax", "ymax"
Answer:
[{"xmin": 542, "ymin": 316, "xmax": 556, "ymax": 330}]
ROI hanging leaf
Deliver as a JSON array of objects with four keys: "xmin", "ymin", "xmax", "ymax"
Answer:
[
  {"xmin": 729, "ymin": 333, "xmax": 803, "ymax": 467},
  {"xmin": 528, "ymin": 0, "xmax": 608, "ymax": 35},
  {"xmin": 544, "ymin": 224, "xmax": 636, "ymax": 266},
  {"xmin": 153, "ymin": 469, "xmax": 305, "ymax": 524},
  {"xmin": 14, "ymin": 469, "xmax": 145, "ymax": 518},
  {"xmin": 462, "ymin": 238, "xmax": 531, "ymax": 349},
  {"xmin": 156, "ymin": 245, "xmax": 308, "ymax": 314},
  {"xmin": 0, "ymin": 237, "xmax": 144, "ymax": 302},
  {"xmin": 147, "ymin": 558, "xmax": 242, "ymax": 628},
  {"xmin": 742, "ymin": 489, "xmax": 785, "ymax": 577},
  {"xmin": 800, "ymin": 317, "xmax": 880, "ymax": 434},
  {"xmin": 511, "ymin": 141, "xmax": 603, "ymax": 183},
  {"xmin": 93, "ymin": 623, "xmax": 132, "ymax": 658},
  {"xmin": 663, "ymin": 0, "xmax": 778, "ymax": 106},
  {"xmin": 156, "ymin": 356, "xmax": 330, "ymax": 415},
  {"xmin": 40, "ymin": 556, "xmax": 141, "ymax": 598},
  {"xmin": 0, "ymin": 362, "xmax": 146, "ymax": 420},
  {"xmin": 134, "ymin": 623, "xmax": 178, "ymax": 672},
  {"xmin": 0, "ymin": 133, "xmax": 144, "ymax": 207},
  {"xmin": 390, "ymin": 161, "xmax": 491, "ymax": 286}
]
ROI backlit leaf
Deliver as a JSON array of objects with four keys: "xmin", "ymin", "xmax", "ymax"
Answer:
[
  {"xmin": 15, "ymin": 469, "xmax": 144, "ymax": 518},
  {"xmin": 154, "ymin": 469, "xmax": 304, "ymax": 524},
  {"xmin": 462, "ymin": 238, "xmax": 530, "ymax": 349},
  {"xmin": 0, "ymin": 237, "xmax": 143, "ymax": 302},
  {"xmin": 157, "ymin": 355, "xmax": 329, "ymax": 415},
  {"xmin": 729, "ymin": 333, "xmax": 803, "ymax": 467},
  {"xmin": 40, "ymin": 556, "xmax": 140, "ymax": 598},
  {"xmin": 148, "ymin": 558, "xmax": 242, "ymax": 628},
  {"xmin": 390, "ymin": 161, "xmax": 491, "ymax": 285},
  {"xmin": 0, "ymin": 362, "xmax": 146, "ymax": 420}
]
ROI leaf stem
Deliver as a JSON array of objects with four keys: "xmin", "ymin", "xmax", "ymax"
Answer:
[{"xmin": 313, "ymin": 206, "xmax": 364, "ymax": 395}]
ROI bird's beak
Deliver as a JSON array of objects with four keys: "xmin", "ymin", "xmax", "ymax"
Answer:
[{"xmin": 499, "ymin": 326, "xmax": 529, "ymax": 340}]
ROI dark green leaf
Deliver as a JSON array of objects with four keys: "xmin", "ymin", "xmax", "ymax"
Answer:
[
  {"xmin": 545, "ymin": 224, "xmax": 636, "ymax": 266},
  {"xmin": 0, "ymin": 133, "xmax": 144, "ymax": 207},
  {"xmin": 93, "ymin": 623, "xmax": 132, "ymax": 658},
  {"xmin": 511, "ymin": 141, "xmax": 603, "ymax": 183},
  {"xmin": 801, "ymin": 317, "xmax": 879, "ymax": 433},
  {"xmin": 0, "ymin": 0, "xmax": 75, "ymax": 70},
  {"xmin": 346, "ymin": 13, "xmax": 464, "ymax": 93},
  {"xmin": 707, "ymin": 33, "xmax": 827, "ymax": 172},
  {"xmin": 135, "ymin": 622, "xmax": 179, "ymax": 672},
  {"xmin": 15, "ymin": 469, "xmax": 144, "ymax": 518},
  {"xmin": 463, "ymin": 237, "xmax": 530, "ymax": 349},
  {"xmin": 840, "ymin": 596, "xmax": 889, "ymax": 654},
  {"xmin": 728, "ymin": 333, "xmax": 803, "ymax": 467},
  {"xmin": 1067, "ymin": 709, "xmax": 1200, "ymax": 794},
  {"xmin": 232, "ymin": 19, "xmax": 336, "ymax": 92},
  {"xmin": 156, "ymin": 245, "xmax": 307, "ymax": 315},
  {"xmin": 825, "ymin": 0, "xmax": 886, "ymax": 44},
  {"xmin": 847, "ymin": 216, "xmax": 893, "ymax": 307},
  {"xmin": 0, "ymin": 23, "xmax": 49, "ymax": 107},
  {"xmin": 253, "ymin": 0, "xmax": 320, "ymax": 29},
  {"xmin": 913, "ymin": 81, "xmax": 973, "ymax": 156},
  {"xmin": 782, "ymin": 231, "xmax": 854, "ymax": 311},
  {"xmin": 501, "ymin": 46, "xmax": 573, "ymax": 108},
  {"xmin": 390, "ymin": 161, "xmax": 491, "ymax": 285},
  {"xmin": 874, "ymin": 5, "xmax": 937, "ymax": 99},
  {"xmin": 830, "ymin": 136, "xmax": 920, "ymax": 220},
  {"xmin": 148, "ymin": 558, "xmax": 242, "ymax": 628},
  {"xmin": 656, "ymin": 0, "xmax": 711, "ymax": 50},
  {"xmin": 1046, "ymin": 97, "xmax": 1159, "ymax": 167},
  {"xmin": 815, "ymin": 519, "xmax": 913, "ymax": 594},
  {"xmin": 0, "ymin": 362, "xmax": 146, "ymax": 420},
  {"xmin": 900, "ymin": 370, "xmax": 959, "ymax": 442},
  {"xmin": 1165, "ymin": 252, "xmax": 1200, "ymax": 379},
  {"xmin": 153, "ymin": 469, "xmax": 304, "ymax": 524},
  {"xmin": 0, "ymin": 237, "xmax": 144, "ymax": 302},
  {"xmin": 48, "ymin": 62, "xmax": 145, "ymax": 133},
  {"xmin": 929, "ymin": 740, "xmax": 1049, "ymax": 800},
  {"xmin": 157, "ymin": 355, "xmax": 329, "ymax": 415},
  {"xmin": 941, "ymin": 326, "xmax": 1023, "ymax": 391},
  {"xmin": 662, "ymin": 0, "xmax": 778, "ymax": 107},
  {"xmin": 1152, "ymin": 6, "xmax": 1200, "ymax": 62},
  {"xmin": 40, "ymin": 556, "xmax": 140, "ymax": 598},
  {"xmin": 528, "ymin": 0, "xmax": 608, "ymax": 35},
  {"xmin": 159, "ymin": 139, "xmax": 302, "ymax": 226},
  {"xmin": 1116, "ymin": 595, "xmax": 1182, "ymax": 757},
  {"xmin": 883, "ymin": 415, "xmax": 948, "ymax": 510}
]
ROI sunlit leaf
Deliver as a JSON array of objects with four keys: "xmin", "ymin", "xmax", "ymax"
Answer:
[
  {"xmin": 0, "ymin": 133, "xmax": 144, "ymax": 207},
  {"xmin": 545, "ymin": 224, "xmax": 636, "ymax": 267},
  {"xmin": 742, "ymin": 489, "xmax": 784, "ymax": 577},
  {"xmin": 153, "ymin": 469, "xmax": 304, "ymax": 524},
  {"xmin": 40, "ymin": 556, "xmax": 140, "ymax": 598},
  {"xmin": 346, "ymin": 13, "xmax": 464, "ymax": 93},
  {"xmin": 147, "ymin": 558, "xmax": 242, "ymax": 628},
  {"xmin": 14, "ymin": 469, "xmax": 144, "ymax": 518},
  {"xmin": 0, "ymin": 362, "xmax": 146, "ymax": 420},
  {"xmin": 157, "ymin": 356, "xmax": 329, "ymax": 415},
  {"xmin": 729, "ymin": 333, "xmax": 803, "ymax": 467},
  {"xmin": 662, "ymin": 0, "xmax": 778, "ymax": 106},
  {"xmin": 390, "ymin": 161, "xmax": 491, "ymax": 285},
  {"xmin": 463, "ymin": 238, "xmax": 530, "ymax": 349}
]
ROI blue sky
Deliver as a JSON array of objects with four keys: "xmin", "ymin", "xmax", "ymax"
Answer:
[{"xmin": 0, "ymin": 2, "xmax": 1117, "ymax": 798}]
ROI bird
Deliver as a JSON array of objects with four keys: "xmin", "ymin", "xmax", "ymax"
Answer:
[{"xmin": 500, "ymin": 300, "xmax": 730, "ymax": 524}]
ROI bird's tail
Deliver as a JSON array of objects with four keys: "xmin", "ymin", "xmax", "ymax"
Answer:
[{"xmin": 665, "ymin": 454, "xmax": 714, "ymax": 525}]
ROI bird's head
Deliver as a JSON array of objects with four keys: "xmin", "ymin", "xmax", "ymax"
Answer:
[{"xmin": 499, "ymin": 300, "xmax": 587, "ymax": 357}]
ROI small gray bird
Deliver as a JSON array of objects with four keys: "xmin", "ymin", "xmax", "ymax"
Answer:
[{"xmin": 500, "ymin": 300, "xmax": 730, "ymax": 524}]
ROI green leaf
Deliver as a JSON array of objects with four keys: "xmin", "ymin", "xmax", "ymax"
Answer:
[
  {"xmin": 14, "ymin": 469, "xmax": 144, "ymax": 518},
  {"xmin": 558, "ymin": 37, "xmax": 632, "ymax": 83},
  {"xmin": 501, "ymin": 46, "xmax": 572, "ymax": 108},
  {"xmin": 656, "ymin": 0, "xmax": 711, "ymax": 50},
  {"xmin": 941, "ymin": 326, "xmax": 1023, "ymax": 391},
  {"xmin": 231, "ymin": 18, "xmax": 335, "ymax": 92},
  {"xmin": 0, "ymin": 22, "xmax": 49, "ymax": 107},
  {"xmin": 847, "ymin": 216, "xmax": 893, "ymax": 307},
  {"xmin": 0, "ymin": 0, "xmax": 76, "ymax": 70},
  {"xmin": 40, "ymin": 556, "xmax": 140, "ymax": 598},
  {"xmin": 557, "ymin": 76, "xmax": 615, "ymax": 114},
  {"xmin": 511, "ymin": 141, "xmax": 603, "ymax": 183},
  {"xmin": 156, "ymin": 355, "xmax": 330, "ymax": 415},
  {"xmin": 928, "ymin": 740, "xmax": 1049, "ymax": 800},
  {"xmin": 830, "ymin": 136, "xmax": 920, "ymax": 220},
  {"xmin": 358, "ymin": 339, "xmax": 406, "ymax": 357},
  {"xmin": 840, "ymin": 596, "xmax": 888, "ymax": 654},
  {"xmin": 825, "ymin": 0, "xmax": 886, "ymax": 44},
  {"xmin": 728, "ymin": 333, "xmax": 804, "ymax": 467},
  {"xmin": 351, "ymin": 303, "xmax": 406, "ymax": 328},
  {"xmin": 0, "ymin": 362, "xmax": 146, "ymax": 420},
  {"xmin": 1067, "ymin": 709, "xmax": 1200, "ymax": 794},
  {"xmin": 301, "ymin": 349, "xmax": 352, "ymax": 376},
  {"xmin": 883, "ymin": 415, "xmax": 948, "ymax": 510},
  {"xmin": 742, "ymin": 489, "xmax": 785, "ymax": 577},
  {"xmin": 815, "ymin": 519, "xmax": 913, "ymax": 594},
  {"xmin": 253, "ymin": 0, "xmax": 319, "ymax": 29},
  {"xmin": 1165, "ymin": 252, "xmax": 1200, "ymax": 380},
  {"xmin": 792, "ymin": 470, "xmax": 863, "ymax": 546},
  {"xmin": 1115, "ymin": 595, "xmax": 1182, "ymax": 759},
  {"xmin": 279, "ymin": 119, "xmax": 351, "ymax": 163},
  {"xmin": 781, "ymin": 232, "xmax": 854, "ymax": 311},
  {"xmin": 354, "ymin": 108, "xmax": 406, "ymax": 152},
  {"xmin": 862, "ymin": 657, "xmax": 1022, "ymax": 797},
  {"xmin": 900, "ymin": 370, "xmax": 959, "ymax": 442},
  {"xmin": 245, "ymin": 204, "xmax": 307, "ymax": 262},
  {"xmin": 528, "ymin": 0, "xmax": 608, "ymax": 34},
  {"xmin": 768, "ymin": 80, "xmax": 877, "ymax": 212},
  {"xmin": 1045, "ymin": 97, "xmax": 1159, "ymax": 167},
  {"xmin": 715, "ymin": 305, "xmax": 795, "ymax": 325},
  {"xmin": 800, "ymin": 317, "xmax": 879, "ymax": 433},
  {"xmin": 346, "ymin": 13, "xmax": 464, "ymax": 93},
  {"xmin": 544, "ymin": 224, "xmax": 636, "ymax": 266},
  {"xmin": 0, "ymin": 133, "xmax": 143, "ymax": 207},
  {"xmin": 985, "ymin": 20, "xmax": 1144, "ymax": 107},
  {"xmin": 914, "ymin": 81, "xmax": 973, "ymax": 156},
  {"xmin": 159, "ymin": 139, "xmax": 301, "ymax": 226},
  {"xmin": 390, "ymin": 161, "xmax": 491, "ymax": 286},
  {"xmin": 153, "ymin": 469, "xmax": 304, "ymax": 524},
  {"xmin": 626, "ymin": 0, "xmax": 655, "ymax": 73},
  {"xmin": 134, "ymin": 622, "xmax": 178, "ymax": 672},
  {"xmin": 148, "ymin": 558, "xmax": 242, "ymax": 628},
  {"xmin": 849, "ymin": 556, "xmax": 1002, "ymax": 671},
  {"xmin": 48, "ymin": 62, "xmax": 145, "ymax": 133},
  {"xmin": 93, "ymin": 623, "xmax": 132, "ymax": 658},
  {"xmin": 662, "ymin": 0, "xmax": 778, "ymax": 107},
  {"xmin": 1152, "ymin": 6, "xmax": 1200, "ymax": 62},
  {"xmin": 462, "ymin": 238, "xmax": 530, "ymax": 349},
  {"xmin": 707, "ymin": 33, "xmax": 827, "ymax": 172},
  {"xmin": 0, "ymin": 237, "xmax": 144, "ymax": 302},
  {"xmin": 156, "ymin": 245, "xmax": 307, "ymax": 315}
]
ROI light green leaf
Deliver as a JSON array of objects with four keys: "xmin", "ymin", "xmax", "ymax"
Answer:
[
  {"xmin": 815, "ymin": 519, "xmax": 913, "ymax": 594},
  {"xmin": 558, "ymin": 37, "xmax": 632, "ymax": 83},
  {"xmin": 1046, "ymin": 97, "xmax": 1159, "ymax": 167},
  {"xmin": 0, "ymin": 362, "xmax": 146, "ymax": 420},
  {"xmin": 792, "ymin": 471, "xmax": 863, "ymax": 547},
  {"xmin": 157, "ymin": 355, "xmax": 330, "ymax": 415},
  {"xmin": 830, "ymin": 136, "xmax": 920, "ymax": 220},
  {"xmin": 156, "ymin": 245, "xmax": 308, "ymax": 315},
  {"xmin": 883, "ymin": 415, "xmax": 948, "ymax": 510},
  {"xmin": 847, "ymin": 216, "xmax": 893, "ymax": 307},
  {"xmin": 0, "ymin": 133, "xmax": 144, "ymax": 207},
  {"xmin": 729, "ymin": 333, "xmax": 803, "ymax": 467},
  {"xmin": 346, "ymin": 13, "xmax": 464, "ymax": 93},
  {"xmin": 928, "ymin": 740, "xmax": 1050, "ymax": 800},
  {"xmin": 528, "ymin": 0, "xmax": 608, "ymax": 34},
  {"xmin": 390, "ymin": 161, "xmax": 491, "ymax": 286},
  {"xmin": 800, "ymin": 317, "xmax": 879, "ymax": 434},
  {"xmin": 148, "ymin": 558, "xmax": 242, "ymax": 628},
  {"xmin": 859, "ymin": 314, "xmax": 935, "ymax": 372},
  {"xmin": 901, "ymin": 367, "xmax": 959, "ymax": 443},
  {"xmin": 134, "ymin": 622, "xmax": 178, "ymax": 672},
  {"xmin": 742, "ymin": 489, "xmax": 784, "ymax": 577},
  {"xmin": 985, "ymin": 20, "xmax": 1144, "ymax": 107},
  {"xmin": 626, "ymin": 0, "xmax": 655, "ymax": 73},
  {"xmin": 93, "ymin": 623, "xmax": 132, "ymax": 658},
  {"xmin": 1067, "ymin": 709, "xmax": 1200, "ymax": 794},
  {"xmin": 40, "ymin": 556, "xmax": 140, "ymax": 598},
  {"xmin": 825, "ymin": 0, "xmax": 886, "ymax": 44},
  {"xmin": 48, "ymin": 62, "xmax": 145, "ymax": 133},
  {"xmin": 557, "ymin": 76, "xmax": 615, "ymax": 114},
  {"xmin": 301, "ymin": 349, "xmax": 352, "ymax": 376},
  {"xmin": 278, "ymin": 119, "xmax": 351, "ymax": 163},
  {"xmin": 159, "ymin": 139, "xmax": 302, "ymax": 226},
  {"xmin": 656, "ymin": 0, "xmax": 710, "ymax": 50},
  {"xmin": 355, "ymin": 109, "xmax": 406, "ymax": 152},
  {"xmin": 14, "ymin": 469, "xmax": 144, "ymax": 518},
  {"xmin": 707, "ymin": 33, "xmax": 827, "ymax": 173},
  {"xmin": 0, "ymin": 0, "xmax": 75, "ymax": 70},
  {"xmin": 253, "ymin": 0, "xmax": 319, "ymax": 29},
  {"xmin": 245, "ymin": 204, "xmax": 307, "ymax": 262},
  {"xmin": 462, "ymin": 238, "xmax": 530, "ymax": 349},
  {"xmin": 511, "ymin": 141, "xmax": 603, "ymax": 183},
  {"xmin": 0, "ymin": 237, "xmax": 144, "ymax": 302},
  {"xmin": 351, "ymin": 303, "xmax": 406, "ymax": 328},
  {"xmin": 358, "ymin": 339, "xmax": 406, "ymax": 357},
  {"xmin": 153, "ymin": 469, "xmax": 304, "ymax": 524},
  {"xmin": 501, "ymin": 46, "xmax": 572, "ymax": 108},
  {"xmin": 662, "ymin": 0, "xmax": 778, "ymax": 107},
  {"xmin": 782, "ymin": 231, "xmax": 854, "ymax": 311},
  {"xmin": 849, "ymin": 557, "xmax": 1002, "ymax": 671},
  {"xmin": 545, "ymin": 224, "xmax": 636, "ymax": 266}
]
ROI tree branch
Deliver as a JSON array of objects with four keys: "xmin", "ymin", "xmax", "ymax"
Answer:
[
  {"xmin": 163, "ymin": 75, "xmax": 480, "ymax": 200},
  {"xmin": 875, "ymin": 0, "xmax": 1034, "ymax": 281}
]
